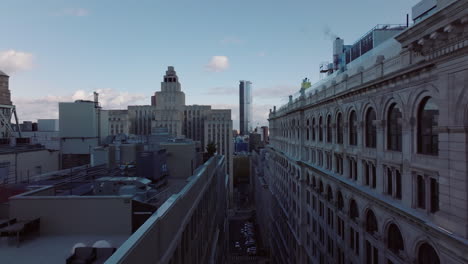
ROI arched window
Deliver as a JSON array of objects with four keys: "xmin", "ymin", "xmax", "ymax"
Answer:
[
  {"xmin": 327, "ymin": 186, "xmax": 333, "ymax": 202},
  {"xmin": 336, "ymin": 113, "xmax": 343, "ymax": 144},
  {"xmin": 387, "ymin": 224, "xmax": 404, "ymax": 254},
  {"xmin": 319, "ymin": 181, "xmax": 324, "ymax": 194},
  {"xmin": 349, "ymin": 199, "xmax": 359, "ymax": 220},
  {"xmin": 349, "ymin": 111, "xmax": 357, "ymax": 145},
  {"xmin": 327, "ymin": 115, "xmax": 332, "ymax": 143},
  {"xmin": 366, "ymin": 210, "xmax": 378, "ymax": 235},
  {"xmin": 306, "ymin": 119, "xmax": 310, "ymax": 141},
  {"xmin": 418, "ymin": 97, "xmax": 439, "ymax": 155},
  {"xmin": 319, "ymin": 116, "xmax": 323, "ymax": 141},
  {"xmin": 312, "ymin": 118, "xmax": 316, "ymax": 141},
  {"xmin": 418, "ymin": 243, "xmax": 440, "ymax": 264},
  {"xmin": 312, "ymin": 176, "xmax": 316, "ymax": 188},
  {"xmin": 337, "ymin": 191, "xmax": 344, "ymax": 210},
  {"xmin": 365, "ymin": 108, "xmax": 377, "ymax": 148},
  {"xmin": 387, "ymin": 103, "xmax": 402, "ymax": 151}
]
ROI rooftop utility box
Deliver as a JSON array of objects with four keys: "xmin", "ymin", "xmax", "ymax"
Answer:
[{"xmin": 136, "ymin": 149, "xmax": 168, "ymax": 182}]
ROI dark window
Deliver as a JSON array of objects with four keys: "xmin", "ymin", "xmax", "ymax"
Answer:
[
  {"xmin": 349, "ymin": 199, "xmax": 359, "ymax": 221},
  {"xmin": 418, "ymin": 243, "xmax": 440, "ymax": 264},
  {"xmin": 417, "ymin": 175, "xmax": 426, "ymax": 209},
  {"xmin": 364, "ymin": 162, "xmax": 370, "ymax": 186},
  {"xmin": 430, "ymin": 178, "xmax": 439, "ymax": 213},
  {"xmin": 387, "ymin": 104, "xmax": 402, "ymax": 151},
  {"xmin": 327, "ymin": 186, "xmax": 333, "ymax": 202},
  {"xmin": 327, "ymin": 115, "xmax": 332, "ymax": 143},
  {"xmin": 366, "ymin": 210, "xmax": 378, "ymax": 235},
  {"xmin": 337, "ymin": 191, "xmax": 344, "ymax": 210},
  {"xmin": 365, "ymin": 241, "xmax": 379, "ymax": 264},
  {"xmin": 319, "ymin": 116, "xmax": 323, "ymax": 141},
  {"xmin": 312, "ymin": 118, "xmax": 316, "ymax": 141},
  {"xmin": 306, "ymin": 119, "xmax": 310, "ymax": 140},
  {"xmin": 387, "ymin": 224, "xmax": 404, "ymax": 254},
  {"xmin": 418, "ymin": 97, "xmax": 439, "ymax": 155},
  {"xmin": 337, "ymin": 113, "xmax": 343, "ymax": 144},
  {"xmin": 396, "ymin": 170, "xmax": 402, "ymax": 199},
  {"xmin": 387, "ymin": 168, "xmax": 393, "ymax": 195},
  {"xmin": 366, "ymin": 108, "xmax": 377, "ymax": 148},
  {"xmin": 372, "ymin": 164, "xmax": 376, "ymax": 189},
  {"xmin": 349, "ymin": 111, "xmax": 358, "ymax": 145}
]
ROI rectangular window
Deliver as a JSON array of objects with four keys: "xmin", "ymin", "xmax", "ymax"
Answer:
[
  {"xmin": 337, "ymin": 247, "xmax": 345, "ymax": 264},
  {"xmin": 319, "ymin": 202, "xmax": 324, "ymax": 218},
  {"xmin": 353, "ymin": 159, "xmax": 357, "ymax": 181},
  {"xmin": 350, "ymin": 227, "xmax": 360, "ymax": 255},
  {"xmin": 339, "ymin": 217, "xmax": 345, "ymax": 240},
  {"xmin": 319, "ymin": 225, "xmax": 324, "ymax": 244},
  {"xmin": 430, "ymin": 178, "xmax": 439, "ymax": 213},
  {"xmin": 364, "ymin": 162, "xmax": 370, "ymax": 186},
  {"xmin": 348, "ymin": 158, "xmax": 353, "ymax": 179},
  {"xmin": 387, "ymin": 168, "xmax": 393, "ymax": 195},
  {"xmin": 327, "ymin": 236, "xmax": 334, "ymax": 256},
  {"xmin": 396, "ymin": 170, "xmax": 402, "ymax": 199},
  {"xmin": 312, "ymin": 195, "xmax": 317, "ymax": 211},
  {"xmin": 372, "ymin": 164, "xmax": 377, "ymax": 189},
  {"xmin": 417, "ymin": 175, "xmax": 426, "ymax": 209},
  {"xmin": 335, "ymin": 154, "xmax": 343, "ymax": 175},
  {"xmin": 366, "ymin": 240, "xmax": 379, "ymax": 264}
]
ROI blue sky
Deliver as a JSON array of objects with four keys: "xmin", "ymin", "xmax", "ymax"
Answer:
[{"xmin": 0, "ymin": 0, "xmax": 419, "ymax": 129}]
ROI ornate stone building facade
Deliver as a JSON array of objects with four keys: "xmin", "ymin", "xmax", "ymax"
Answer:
[
  {"xmin": 259, "ymin": 1, "xmax": 468, "ymax": 263},
  {"xmin": 125, "ymin": 66, "xmax": 233, "ymax": 178},
  {"xmin": 106, "ymin": 109, "xmax": 129, "ymax": 135}
]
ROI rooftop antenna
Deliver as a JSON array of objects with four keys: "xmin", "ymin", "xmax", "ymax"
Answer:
[{"xmin": 93, "ymin": 92, "xmax": 99, "ymax": 108}]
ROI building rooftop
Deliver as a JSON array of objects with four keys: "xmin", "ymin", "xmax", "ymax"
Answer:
[
  {"xmin": 0, "ymin": 234, "xmax": 128, "ymax": 264},
  {"xmin": 0, "ymin": 70, "xmax": 8, "ymax": 77},
  {"xmin": 0, "ymin": 143, "xmax": 47, "ymax": 155}
]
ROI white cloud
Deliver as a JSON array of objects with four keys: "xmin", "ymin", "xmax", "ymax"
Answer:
[
  {"xmin": 257, "ymin": 51, "xmax": 266, "ymax": 57},
  {"xmin": 0, "ymin": 50, "xmax": 34, "ymax": 75},
  {"xmin": 56, "ymin": 8, "xmax": 90, "ymax": 17},
  {"xmin": 13, "ymin": 89, "xmax": 147, "ymax": 122},
  {"xmin": 205, "ymin": 56, "xmax": 229, "ymax": 72}
]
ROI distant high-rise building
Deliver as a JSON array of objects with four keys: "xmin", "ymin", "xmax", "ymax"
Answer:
[{"xmin": 239, "ymin": 80, "xmax": 252, "ymax": 135}]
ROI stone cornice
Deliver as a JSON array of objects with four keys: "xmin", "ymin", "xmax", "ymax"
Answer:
[
  {"xmin": 396, "ymin": 0, "xmax": 468, "ymax": 48},
  {"xmin": 269, "ymin": 61, "xmax": 436, "ymax": 120}
]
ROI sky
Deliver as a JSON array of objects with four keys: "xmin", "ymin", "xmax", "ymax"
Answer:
[{"xmin": 0, "ymin": 0, "xmax": 419, "ymax": 129}]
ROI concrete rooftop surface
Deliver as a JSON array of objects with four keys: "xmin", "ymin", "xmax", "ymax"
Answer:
[{"xmin": 0, "ymin": 234, "xmax": 128, "ymax": 264}]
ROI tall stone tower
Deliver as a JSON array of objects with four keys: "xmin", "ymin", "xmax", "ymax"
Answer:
[
  {"xmin": 151, "ymin": 66, "xmax": 185, "ymax": 110},
  {"xmin": 150, "ymin": 66, "xmax": 186, "ymax": 137}
]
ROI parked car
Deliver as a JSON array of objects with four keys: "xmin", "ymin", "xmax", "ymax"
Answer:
[{"xmin": 247, "ymin": 247, "xmax": 257, "ymax": 255}]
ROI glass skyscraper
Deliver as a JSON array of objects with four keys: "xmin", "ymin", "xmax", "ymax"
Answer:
[{"xmin": 239, "ymin": 80, "xmax": 252, "ymax": 135}]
